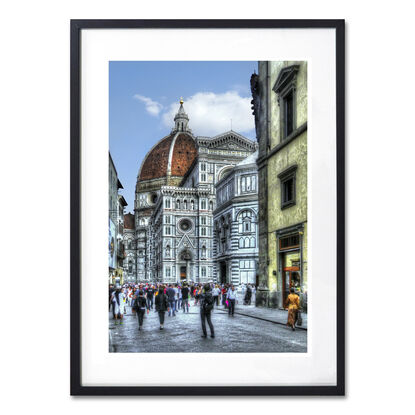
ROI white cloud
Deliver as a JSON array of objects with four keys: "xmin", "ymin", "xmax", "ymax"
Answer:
[
  {"xmin": 133, "ymin": 94, "xmax": 163, "ymax": 116},
  {"xmin": 162, "ymin": 91, "xmax": 254, "ymax": 136}
]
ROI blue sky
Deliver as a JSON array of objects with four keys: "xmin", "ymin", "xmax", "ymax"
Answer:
[{"xmin": 109, "ymin": 61, "xmax": 257, "ymax": 212}]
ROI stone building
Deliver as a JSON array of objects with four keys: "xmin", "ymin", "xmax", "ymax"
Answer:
[
  {"xmin": 109, "ymin": 153, "xmax": 127, "ymax": 284},
  {"xmin": 123, "ymin": 213, "xmax": 136, "ymax": 283},
  {"xmin": 134, "ymin": 99, "xmax": 257, "ymax": 283},
  {"xmin": 251, "ymin": 61, "xmax": 308, "ymax": 309},
  {"xmin": 213, "ymin": 151, "xmax": 259, "ymax": 285}
]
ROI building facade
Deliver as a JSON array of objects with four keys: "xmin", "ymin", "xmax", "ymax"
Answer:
[
  {"xmin": 213, "ymin": 151, "xmax": 259, "ymax": 286},
  {"xmin": 109, "ymin": 153, "xmax": 127, "ymax": 284},
  {"xmin": 123, "ymin": 212, "xmax": 136, "ymax": 283},
  {"xmin": 251, "ymin": 61, "xmax": 308, "ymax": 309},
  {"xmin": 133, "ymin": 100, "xmax": 257, "ymax": 283}
]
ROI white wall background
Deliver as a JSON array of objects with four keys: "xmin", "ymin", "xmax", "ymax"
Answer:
[{"xmin": 1, "ymin": 0, "xmax": 414, "ymax": 412}]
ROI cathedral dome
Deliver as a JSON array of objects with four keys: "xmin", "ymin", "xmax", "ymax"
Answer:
[{"xmin": 138, "ymin": 100, "xmax": 197, "ymax": 182}]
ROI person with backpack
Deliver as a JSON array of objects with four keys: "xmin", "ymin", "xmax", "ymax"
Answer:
[
  {"xmin": 155, "ymin": 285, "xmax": 169, "ymax": 330},
  {"xmin": 134, "ymin": 290, "xmax": 149, "ymax": 331},
  {"xmin": 196, "ymin": 284, "xmax": 215, "ymax": 338}
]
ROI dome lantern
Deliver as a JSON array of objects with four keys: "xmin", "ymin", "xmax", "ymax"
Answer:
[{"xmin": 173, "ymin": 98, "xmax": 191, "ymax": 133}]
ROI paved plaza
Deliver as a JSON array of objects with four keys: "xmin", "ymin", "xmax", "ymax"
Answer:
[{"xmin": 109, "ymin": 303, "xmax": 307, "ymax": 353}]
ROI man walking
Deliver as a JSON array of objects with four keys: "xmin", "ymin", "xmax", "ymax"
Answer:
[
  {"xmin": 166, "ymin": 284, "xmax": 176, "ymax": 316},
  {"xmin": 134, "ymin": 290, "xmax": 149, "ymax": 331},
  {"xmin": 196, "ymin": 284, "xmax": 215, "ymax": 338},
  {"xmin": 181, "ymin": 283, "xmax": 190, "ymax": 313},
  {"xmin": 146, "ymin": 285, "xmax": 154, "ymax": 310}
]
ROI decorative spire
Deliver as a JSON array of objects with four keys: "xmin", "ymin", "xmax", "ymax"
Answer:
[{"xmin": 173, "ymin": 97, "xmax": 191, "ymax": 133}]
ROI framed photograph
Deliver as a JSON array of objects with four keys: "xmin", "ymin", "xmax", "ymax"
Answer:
[{"xmin": 71, "ymin": 19, "xmax": 345, "ymax": 395}]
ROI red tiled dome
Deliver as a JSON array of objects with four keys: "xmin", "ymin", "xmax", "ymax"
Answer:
[{"xmin": 138, "ymin": 133, "xmax": 197, "ymax": 181}]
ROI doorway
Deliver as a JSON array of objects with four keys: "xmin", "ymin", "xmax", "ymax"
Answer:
[
  {"xmin": 220, "ymin": 261, "xmax": 227, "ymax": 284},
  {"xmin": 180, "ymin": 266, "xmax": 186, "ymax": 280}
]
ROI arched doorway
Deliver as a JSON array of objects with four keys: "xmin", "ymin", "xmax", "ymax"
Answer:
[{"xmin": 179, "ymin": 249, "xmax": 192, "ymax": 281}]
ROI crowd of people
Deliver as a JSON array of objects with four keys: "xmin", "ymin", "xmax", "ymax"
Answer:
[
  {"xmin": 109, "ymin": 281, "xmax": 301, "ymax": 335},
  {"xmin": 109, "ymin": 282, "xmax": 257, "ymax": 334}
]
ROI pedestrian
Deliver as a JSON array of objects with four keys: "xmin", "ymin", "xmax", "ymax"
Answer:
[
  {"xmin": 111, "ymin": 286, "xmax": 126, "ymax": 324},
  {"xmin": 226, "ymin": 284, "xmax": 237, "ymax": 316},
  {"xmin": 166, "ymin": 284, "xmax": 176, "ymax": 316},
  {"xmin": 196, "ymin": 284, "xmax": 215, "ymax": 338},
  {"xmin": 244, "ymin": 284, "xmax": 252, "ymax": 305},
  {"xmin": 221, "ymin": 285, "xmax": 228, "ymax": 307},
  {"xmin": 134, "ymin": 290, "xmax": 149, "ymax": 331},
  {"xmin": 181, "ymin": 283, "xmax": 190, "ymax": 312},
  {"xmin": 285, "ymin": 287, "xmax": 300, "ymax": 331},
  {"xmin": 146, "ymin": 284, "xmax": 154, "ymax": 310},
  {"xmin": 211, "ymin": 284, "xmax": 220, "ymax": 307},
  {"xmin": 155, "ymin": 285, "xmax": 169, "ymax": 330}
]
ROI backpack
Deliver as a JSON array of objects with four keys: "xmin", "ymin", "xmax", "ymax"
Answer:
[{"xmin": 203, "ymin": 293, "xmax": 214, "ymax": 311}]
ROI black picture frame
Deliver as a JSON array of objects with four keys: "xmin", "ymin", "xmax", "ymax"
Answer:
[{"xmin": 70, "ymin": 19, "xmax": 345, "ymax": 396}]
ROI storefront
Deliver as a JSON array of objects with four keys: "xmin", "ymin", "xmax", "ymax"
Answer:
[{"xmin": 277, "ymin": 223, "xmax": 305, "ymax": 308}]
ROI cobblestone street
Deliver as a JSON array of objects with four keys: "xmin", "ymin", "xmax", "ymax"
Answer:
[{"xmin": 109, "ymin": 303, "xmax": 307, "ymax": 353}]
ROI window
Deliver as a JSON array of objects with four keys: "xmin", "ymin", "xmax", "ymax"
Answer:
[
  {"xmin": 201, "ymin": 227, "xmax": 207, "ymax": 236},
  {"xmin": 201, "ymin": 246, "xmax": 206, "ymax": 258},
  {"xmin": 201, "ymin": 173, "xmax": 206, "ymax": 182},
  {"xmin": 279, "ymin": 234, "xmax": 300, "ymax": 251},
  {"xmin": 201, "ymin": 163, "xmax": 206, "ymax": 171},
  {"xmin": 201, "ymin": 217, "xmax": 206, "ymax": 225},
  {"xmin": 272, "ymin": 64, "xmax": 299, "ymax": 141},
  {"xmin": 250, "ymin": 237, "xmax": 256, "ymax": 248},
  {"xmin": 209, "ymin": 200, "xmax": 213, "ymax": 210},
  {"xmin": 201, "ymin": 200, "xmax": 206, "ymax": 209},
  {"xmin": 191, "ymin": 200, "xmax": 194, "ymax": 210},
  {"xmin": 128, "ymin": 260, "xmax": 133, "ymax": 273},
  {"xmin": 241, "ymin": 177, "xmax": 246, "ymax": 192},
  {"xmin": 278, "ymin": 165, "xmax": 297, "ymax": 209},
  {"xmin": 165, "ymin": 226, "xmax": 171, "ymax": 235},
  {"xmin": 165, "ymin": 199, "xmax": 170, "ymax": 208},
  {"xmin": 176, "ymin": 199, "xmax": 180, "ymax": 209},
  {"xmin": 166, "ymin": 245, "xmax": 170, "ymax": 257},
  {"xmin": 184, "ymin": 200, "xmax": 188, "ymax": 210},
  {"xmin": 165, "ymin": 267, "xmax": 171, "ymax": 278},
  {"xmin": 201, "ymin": 267, "xmax": 206, "ymax": 278},
  {"xmin": 165, "ymin": 215, "xmax": 171, "ymax": 224}
]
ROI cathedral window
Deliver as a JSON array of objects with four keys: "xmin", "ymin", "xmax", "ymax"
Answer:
[
  {"xmin": 176, "ymin": 199, "xmax": 180, "ymax": 209},
  {"xmin": 201, "ymin": 173, "xmax": 206, "ymax": 182},
  {"xmin": 209, "ymin": 200, "xmax": 213, "ymax": 210},
  {"xmin": 165, "ymin": 199, "xmax": 171, "ymax": 208},
  {"xmin": 184, "ymin": 200, "xmax": 188, "ymax": 210},
  {"xmin": 250, "ymin": 237, "xmax": 256, "ymax": 248},
  {"xmin": 201, "ymin": 267, "xmax": 207, "ymax": 278},
  {"xmin": 244, "ymin": 237, "xmax": 250, "ymax": 248},
  {"xmin": 201, "ymin": 163, "xmax": 206, "ymax": 171},
  {"xmin": 165, "ymin": 267, "xmax": 171, "ymax": 278},
  {"xmin": 201, "ymin": 217, "xmax": 206, "ymax": 225},
  {"xmin": 165, "ymin": 226, "xmax": 171, "ymax": 235},
  {"xmin": 201, "ymin": 200, "xmax": 206, "ymax": 210},
  {"xmin": 201, "ymin": 227, "xmax": 207, "ymax": 236}
]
